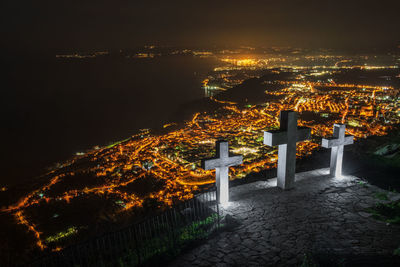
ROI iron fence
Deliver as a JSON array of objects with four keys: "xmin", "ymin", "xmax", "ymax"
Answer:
[{"xmin": 29, "ymin": 188, "xmax": 219, "ymax": 267}]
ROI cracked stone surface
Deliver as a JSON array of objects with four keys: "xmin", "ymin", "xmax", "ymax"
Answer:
[{"xmin": 169, "ymin": 168, "xmax": 400, "ymax": 266}]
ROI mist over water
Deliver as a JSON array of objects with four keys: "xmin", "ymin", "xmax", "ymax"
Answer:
[{"xmin": 2, "ymin": 55, "xmax": 219, "ymax": 187}]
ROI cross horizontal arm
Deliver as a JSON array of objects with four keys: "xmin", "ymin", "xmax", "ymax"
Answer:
[
  {"xmin": 226, "ymin": 155, "xmax": 243, "ymax": 167},
  {"xmin": 322, "ymin": 135, "xmax": 354, "ymax": 148},
  {"xmin": 201, "ymin": 154, "xmax": 243, "ymax": 170},
  {"xmin": 201, "ymin": 157, "xmax": 220, "ymax": 170},
  {"xmin": 264, "ymin": 130, "xmax": 287, "ymax": 146}
]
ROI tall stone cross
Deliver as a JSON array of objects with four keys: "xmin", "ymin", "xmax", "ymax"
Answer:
[
  {"xmin": 201, "ymin": 140, "xmax": 243, "ymax": 204},
  {"xmin": 264, "ymin": 111, "xmax": 311, "ymax": 190},
  {"xmin": 322, "ymin": 124, "xmax": 354, "ymax": 177}
]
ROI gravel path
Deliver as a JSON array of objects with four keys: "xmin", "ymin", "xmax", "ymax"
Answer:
[{"xmin": 169, "ymin": 168, "xmax": 400, "ymax": 266}]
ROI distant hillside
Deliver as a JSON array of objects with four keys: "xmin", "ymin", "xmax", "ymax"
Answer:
[{"xmin": 172, "ymin": 70, "xmax": 292, "ymax": 122}]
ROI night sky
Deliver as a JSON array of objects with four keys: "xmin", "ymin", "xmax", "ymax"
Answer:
[{"xmin": 2, "ymin": 0, "xmax": 400, "ymax": 53}]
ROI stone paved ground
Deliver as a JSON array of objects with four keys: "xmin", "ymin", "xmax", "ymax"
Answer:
[{"xmin": 169, "ymin": 168, "xmax": 400, "ymax": 266}]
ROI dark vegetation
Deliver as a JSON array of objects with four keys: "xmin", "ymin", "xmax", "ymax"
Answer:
[
  {"xmin": 367, "ymin": 200, "xmax": 400, "ymax": 225},
  {"xmin": 350, "ymin": 125, "xmax": 400, "ymax": 191}
]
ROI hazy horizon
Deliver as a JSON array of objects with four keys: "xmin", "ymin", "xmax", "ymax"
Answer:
[{"xmin": 2, "ymin": 0, "xmax": 400, "ymax": 54}]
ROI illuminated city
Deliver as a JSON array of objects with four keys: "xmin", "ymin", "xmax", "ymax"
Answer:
[
  {"xmin": 2, "ymin": 1, "xmax": 400, "ymax": 264},
  {"xmin": 1, "ymin": 50, "xmax": 399, "ymax": 258}
]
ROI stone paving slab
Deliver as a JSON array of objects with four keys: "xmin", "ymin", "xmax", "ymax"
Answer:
[{"xmin": 169, "ymin": 168, "xmax": 400, "ymax": 266}]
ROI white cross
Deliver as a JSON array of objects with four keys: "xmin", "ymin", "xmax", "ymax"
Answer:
[
  {"xmin": 201, "ymin": 140, "xmax": 243, "ymax": 204},
  {"xmin": 322, "ymin": 124, "xmax": 354, "ymax": 177},
  {"xmin": 264, "ymin": 111, "xmax": 311, "ymax": 190}
]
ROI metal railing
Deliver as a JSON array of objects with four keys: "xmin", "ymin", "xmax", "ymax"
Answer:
[{"xmin": 30, "ymin": 188, "xmax": 219, "ymax": 267}]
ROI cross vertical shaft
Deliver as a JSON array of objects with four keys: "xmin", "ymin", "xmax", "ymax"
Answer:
[
  {"xmin": 215, "ymin": 166, "xmax": 229, "ymax": 204},
  {"xmin": 331, "ymin": 125, "xmax": 345, "ymax": 177},
  {"xmin": 277, "ymin": 111, "xmax": 297, "ymax": 189}
]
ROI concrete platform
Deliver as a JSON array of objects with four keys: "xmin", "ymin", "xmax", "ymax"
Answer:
[{"xmin": 170, "ymin": 168, "xmax": 400, "ymax": 266}]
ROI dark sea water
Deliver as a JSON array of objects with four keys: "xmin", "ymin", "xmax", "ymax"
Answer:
[{"xmin": 2, "ymin": 55, "xmax": 219, "ymax": 187}]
